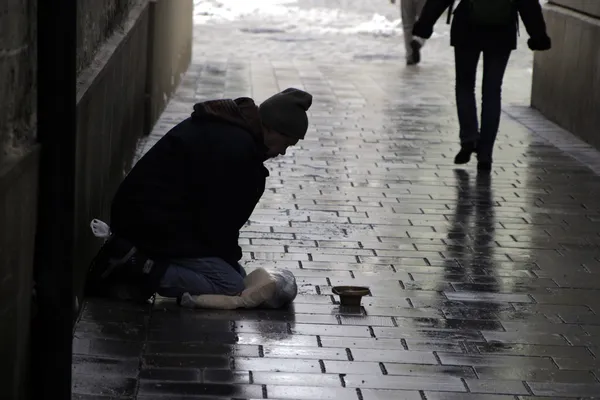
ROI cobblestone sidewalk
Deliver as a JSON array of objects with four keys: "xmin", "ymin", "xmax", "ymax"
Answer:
[{"xmin": 73, "ymin": 0, "xmax": 600, "ymax": 399}]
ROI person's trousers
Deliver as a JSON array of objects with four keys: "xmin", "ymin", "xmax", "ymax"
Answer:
[
  {"xmin": 454, "ymin": 46, "xmax": 512, "ymax": 162},
  {"xmin": 401, "ymin": 0, "xmax": 427, "ymax": 60},
  {"xmin": 157, "ymin": 257, "xmax": 246, "ymax": 298}
]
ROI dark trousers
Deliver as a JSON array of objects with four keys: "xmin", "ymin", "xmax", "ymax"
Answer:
[{"xmin": 454, "ymin": 47, "xmax": 512, "ymax": 162}]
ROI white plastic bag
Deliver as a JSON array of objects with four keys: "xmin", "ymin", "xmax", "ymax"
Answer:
[
  {"xmin": 180, "ymin": 268, "xmax": 298, "ymax": 310},
  {"xmin": 261, "ymin": 269, "xmax": 298, "ymax": 309},
  {"xmin": 90, "ymin": 219, "xmax": 112, "ymax": 239}
]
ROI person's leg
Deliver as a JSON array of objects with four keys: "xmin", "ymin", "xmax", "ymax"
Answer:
[
  {"xmin": 414, "ymin": 0, "xmax": 428, "ymax": 45},
  {"xmin": 409, "ymin": 0, "xmax": 428, "ymax": 64},
  {"xmin": 157, "ymin": 257, "xmax": 245, "ymax": 298},
  {"xmin": 454, "ymin": 46, "xmax": 482, "ymax": 164},
  {"xmin": 401, "ymin": 0, "xmax": 418, "ymax": 64},
  {"xmin": 478, "ymin": 48, "xmax": 512, "ymax": 168}
]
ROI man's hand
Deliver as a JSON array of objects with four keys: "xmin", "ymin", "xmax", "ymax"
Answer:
[{"xmin": 528, "ymin": 35, "xmax": 552, "ymax": 51}]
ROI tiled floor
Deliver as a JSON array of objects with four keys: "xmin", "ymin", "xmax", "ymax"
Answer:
[{"xmin": 73, "ymin": 0, "xmax": 600, "ymax": 398}]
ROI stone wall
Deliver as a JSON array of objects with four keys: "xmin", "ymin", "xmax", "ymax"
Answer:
[
  {"xmin": 531, "ymin": 1, "xmax": 600, "ymax": 149},
  {"xmin": 0, "ymin": 0, "xmax": 193, "ymax": 397},
  {"xmin": 77, "ymin": 0, "xmax": 140, "ymax": 73},
  {"xmin": 548, "ymin": 0, "xmax": 600, "ymax": 18},
  {"xmin": 73, "ymin": 0, "xmax": 194, "ymax": 298},
  {"xmin": 0, "ymin": 147, "xmax": 39, "ymax": 399},
  {"xmin": 145, "ymin": 0, "xmax": 194, "ymax": 133},
  {"xmin": 0, "ymin": 0, "xmax": 37, "ymax": 397},
  {"xmin": 74, "ymin": 0, "xmax": 151, "ymax": 300},
  {"xmin": 0, "ymin": 0, "xmax": 37, "ymax": 165}
]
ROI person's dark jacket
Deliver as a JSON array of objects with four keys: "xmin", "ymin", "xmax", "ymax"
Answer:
[
  {"xmin": 413, "ymin": 0, "xmax": 551, "ymax": 51},
  {"xmin": 110, "ymin": 98, "xmax": 269, "ymax": 272}
]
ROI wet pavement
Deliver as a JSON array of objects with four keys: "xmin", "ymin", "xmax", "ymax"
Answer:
[{"xmin": 72, "ymin": 0, "xmax": 600, "ymax": 398}]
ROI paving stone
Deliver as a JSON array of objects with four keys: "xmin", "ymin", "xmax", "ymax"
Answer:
[
  {"xmin": 291, "ymin": 323, "xmax": 372, "ymax": 337},
  {"xmin": 72, "ymin": 375, "xmax": 137, "ymax": 397},
  {"xmin": 438, "ymin": 353, "xmax": 557, "ymax": 369},
  {"xmin": 474, "ymin": 367, "xmax": 597, "ymax": 383},
  {"xmin": 72, "ymin": 0, "xmax": 600, "ymax": 397},
  {"xmin": 236, "ymin": 332, "xmax": 318, "ymax": 347},
  {"xmin": 527, "ymin": 382, "xmax": 600, "ymax": 397},
  {"xmin": 143, "ymin": 354, "xmax": 230, "ymax": 369},
  {"xmin": 72, "ymin": 355, "xmax": 139, "ymax": 378},
  {"xmin": 263, "ymin": 346, "xmax": 349, "ymax": 361},
  {"xmin": 137, "ymin": 381, "xmax": 264, "ymax": 398},
  {"xmin": 145, "ymin": 342, "xmax": 260, "ymax": 358},
  {"xmin": 251, "ymin": 372, "xmax": 341, "ymax": 387},
  {"xmin": 469, "ymin": 342, "xmax": 593, "ymax": 358},
  {"xmin": 344, "ymin": 374, "xmax": 466, "ymax": 392},
  {"xmin": 424, "ymin": 394, "xmax": 514, "ymax": 400},
  {"xmin": 138, "ymin": 368, "xmax": 202, "ymax": 382},
  {"xmin": 465, "ymin": 379, "xmax": 529, "ymax": 395},
  {"xmin": 234, "ymin": 357, "xmax": 321, "ymax": 373},
  {"xmin": 266, "ymin": 385, "xmax": 359, "ymax": 400},
  {"xmin": 202, "ymin": 369, "xmax": 250, "ymax": 384},
  {"xmin": 384, "ymin": 363, "xmax": 476, "ymax": 379},
  {"xmin": 359, "ymin": 389, "xmax": 432, "ymax": 400},
  {"xmin": 350, "ymin": 349, "xmax": 437, "ymax": 364},
  {"xmin": 72, "ymin": 337, "xmax": 142, "ymax": 358}
]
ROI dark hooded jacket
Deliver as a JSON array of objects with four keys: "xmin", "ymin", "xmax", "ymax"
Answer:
[
  {"xmin": 413, "ymin": 0, "xmax": 549, "ymax": 50},
  {"xmin": 110, "ymin": 98, "xmax": 269, "ymax": 272}
]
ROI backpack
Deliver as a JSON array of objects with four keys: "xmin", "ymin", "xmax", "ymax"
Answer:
[{"xmin": 468, "ymin": 0, "xmax": 517, "ymax": 26}]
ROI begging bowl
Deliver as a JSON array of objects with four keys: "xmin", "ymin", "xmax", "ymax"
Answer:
[{"xmin": 332, "ymin": 286, "xmax": 370, "ymax": 307}]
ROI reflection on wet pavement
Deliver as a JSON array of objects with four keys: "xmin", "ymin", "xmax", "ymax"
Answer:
[{"xmin": 72, "ymin": 0, "xmax": 600, "ymax": 398}]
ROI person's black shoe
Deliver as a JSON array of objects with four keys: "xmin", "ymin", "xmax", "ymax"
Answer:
[
  {"xmin": 477, "ymin": 161, "xmax": 492, "ymax": 172},
  {"xmin": 454, "ymin": 142, "xmax": 477, "ymax": 165},
  {"xmin": 85, "ymin": 235, "xmax": 168, "ymax": 302},
  {"xmin": 410, "ymin": 39, "xmax": 422, "ymax": 64}
]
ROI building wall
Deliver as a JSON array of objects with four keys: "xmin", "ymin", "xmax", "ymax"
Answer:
[
  {"xmin": 0, "ymin": 0, "xmax": 193, "ymax": 397},
  {"xmin": 0, "ymin": 0, "xmax": 38, "ymax": 397},
  {"xmin": 548, "ymin": 0, "xmax": 600, "ymax": 18},
  {"xmin": 531, "ymin": 1, "xmax": 600, "ymax": 149},
  {"xmin": 0, "ymin": 147, "xmax": 39, "ymax": 400},
  {"xmin": 0, "ymin": 0, "xmax": 37, "ymax": 165},
  {"xmin": 73, "ymin": 1, "xmax": 151, "ymax": 300},
  {"xmin": 145, "ymin": 0, "xmax": 194, "ymax": 133},
  {"xmin": 76, "ymin": 0, "xmax": 140, "ymax": 73}
]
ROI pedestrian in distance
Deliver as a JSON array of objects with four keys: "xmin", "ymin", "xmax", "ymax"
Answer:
[
  {"xmin": 413, "ymin": 0, "xmax": 552, "ymax": 172},
  {"xmin": 392, "ymin": 0, "xmax": 428, "ymax": 65}
]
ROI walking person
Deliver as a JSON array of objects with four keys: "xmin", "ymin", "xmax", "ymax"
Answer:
[
  {"xmin": 413, "ymin": 0, "xmax": 552, "ymax": 171},
  {"xmin": 398, "ymin": 0, "xmax": 428, "ymax": 65}
]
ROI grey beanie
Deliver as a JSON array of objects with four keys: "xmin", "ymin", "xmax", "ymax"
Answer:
[{"xmin": 259, "ymin": 88, "xmax": 313, "ymax": 139}]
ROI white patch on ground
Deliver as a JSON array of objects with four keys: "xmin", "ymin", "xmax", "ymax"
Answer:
[
  {"xmin": 194, "ymin": 0, "xmax": 298, "ymax": 23},
  {"xmin": 193, "ymin": 0, "xmax": 407, "ymax": 37}
]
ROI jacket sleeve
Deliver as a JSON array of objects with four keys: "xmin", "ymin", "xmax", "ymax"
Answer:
[
  {"xmin": 517, "ymin": 0, "xmax": 550, "ymax": 40},
  {"xmin": 187, "ymin": 132, "xmax": 261, "ymax": 261},
  {"xmin": 413, "ymin": 0, "xmax": 454, "ymax": 39}
]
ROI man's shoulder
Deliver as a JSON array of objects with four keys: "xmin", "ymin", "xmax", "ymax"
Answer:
[
  {"xmin": 171, "ymin": 117, "xmax": 260, "ymax": 158},
  {"xmin": 170, "ymin": 117, "xmax": 254, "ymax": 142}
]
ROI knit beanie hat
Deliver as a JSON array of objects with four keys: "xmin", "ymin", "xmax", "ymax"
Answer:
[{"xmin": 259, "ymin": 88, "xmax": 313, "ymax": 139}]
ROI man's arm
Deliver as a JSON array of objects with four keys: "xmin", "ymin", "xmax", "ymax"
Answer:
[
  {"xmin": 413, "ymin": 0, "xmax": 454, "ymax": 39},
  {"xmin": 185, "ymin": 128, "xmax": 263, "ymax": 261},
  {"xmin": 517, "ymin": 0, "xmax": 551, "ymax": 50}
]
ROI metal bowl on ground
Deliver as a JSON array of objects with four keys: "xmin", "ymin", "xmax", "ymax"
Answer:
[{"xmin": 331, "ymin": 286, "xmax": 370, "ymax": 307}]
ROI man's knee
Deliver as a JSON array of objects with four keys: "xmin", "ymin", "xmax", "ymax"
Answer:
[
  {"xmin": 159, "ymin": 257, "xmax": 245, "ymax": 297},
  {"xmin": 191, "ymin": 257, "xmax": 245, "ymax": 289}
]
